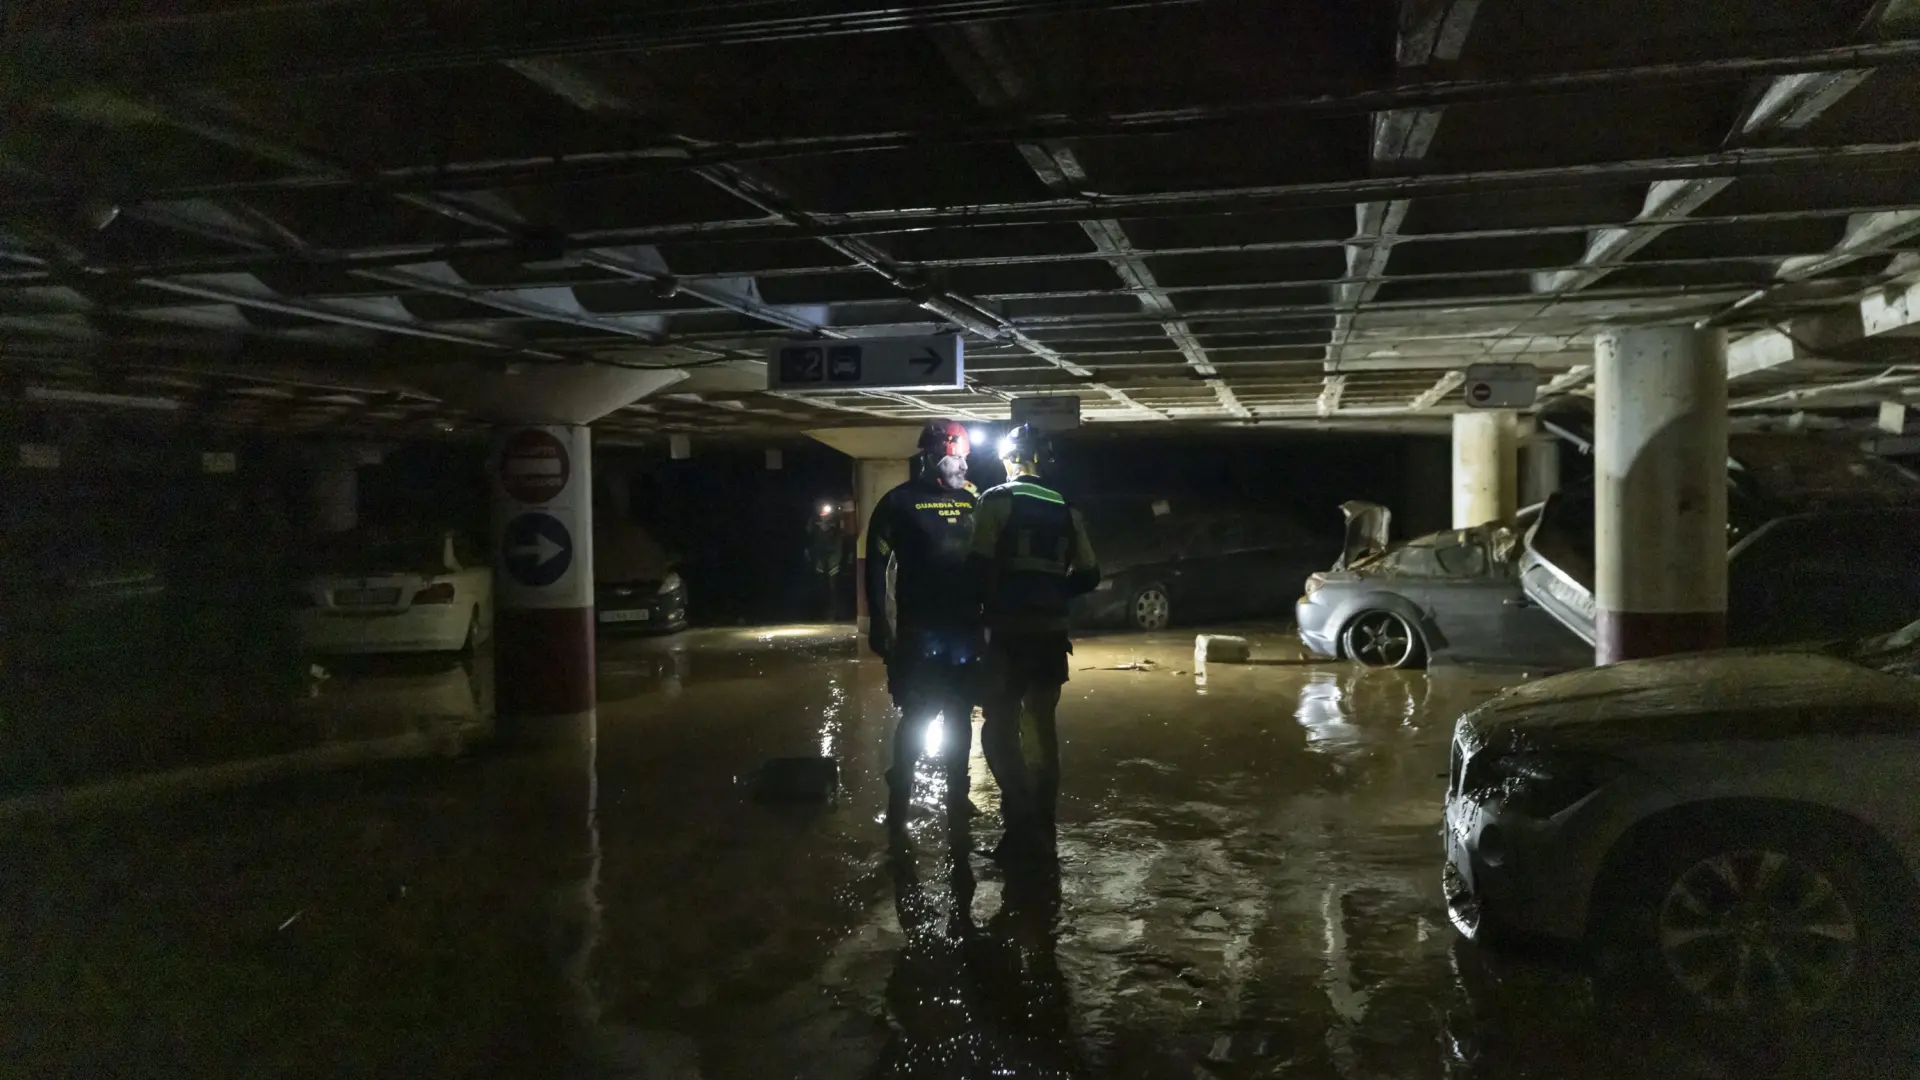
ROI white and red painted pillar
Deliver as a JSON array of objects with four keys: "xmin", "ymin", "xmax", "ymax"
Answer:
[
  {"xmin": 491, "ymin": 424, "xmax": 596, "ymax": 721},
  {"xmin": 1594, "ymin": 326, "xmax": 1729, "ymax": 665}
]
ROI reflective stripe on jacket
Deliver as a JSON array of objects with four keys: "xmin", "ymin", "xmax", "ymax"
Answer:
[{"xmin": 968, "ymin": 476, "xmax": 1100, "ymax": 633}]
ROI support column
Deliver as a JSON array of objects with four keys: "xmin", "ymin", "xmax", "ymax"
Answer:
[
  {"xmin": 1451, "ymin": 410, "xmax": 1518, "ymax": 528},
  {"xmin": 1595, "ymin": 326, "xmax": 1728, "ymax": 665},
  {"xmin": 1522, "ymin": 434, "xmax": 1562, "ymax": 506},
  {"xmin": 805, "ymin": 427, "xmax": 925, "ymax": 635},
  {"xmin": 854, "ymin": 457, "xmax": 909, "ymax": 633},
  {"xmin": 491, "ymin": 424, "xmax": 595, "ymax": 724}
]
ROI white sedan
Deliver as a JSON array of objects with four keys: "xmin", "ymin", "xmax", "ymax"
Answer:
[{"xmin": 295, "ymin": 531, "xmax": 492, "ymax": 655}]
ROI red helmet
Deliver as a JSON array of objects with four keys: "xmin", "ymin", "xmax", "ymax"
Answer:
[{"xmin": 916, "ymin": 420, "xmax": 971, "ymax": 460}]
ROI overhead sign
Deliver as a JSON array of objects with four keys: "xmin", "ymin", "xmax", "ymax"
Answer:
[
  {"xmin": 501, "ymin": 512, "xmax": 574, "ymax": 588},
  {"xmin": 1462, "ymin": 363, "xmax": 1540, "ymax": 409},
  {"xmin": 767, "ymin": 335, "xmax": 964, "ymax": 392},
  {"xmin": 1011, "ymin": 395, "xmax": 1082, "ymax": 432}
]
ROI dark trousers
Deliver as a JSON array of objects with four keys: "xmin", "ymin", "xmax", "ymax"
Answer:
[
  {"xmin": 980, "ymin": 633, "xmax": 1070, "ymax": 830},
  {"xmin": 886, "ymin": 630, "xmax": 981, "ymax": 813}
]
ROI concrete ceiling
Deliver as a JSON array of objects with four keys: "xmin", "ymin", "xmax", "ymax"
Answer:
[{"xmin": 3, "ymin": 0, "xmax": 1920, "ymax": 442}]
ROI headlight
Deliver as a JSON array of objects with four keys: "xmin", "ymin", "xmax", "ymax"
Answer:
[
  {"xmin": 657, "ymin": 571, "xmax": 683, "ymax": 595},
  {"xmin": 1304, "ymin": 573, "xmax": 1325, "ymax": 597},
  {"xmin": 1462, "ymin": 750, "xmax": 1613, "ymax": 819},
  {"xmin": 1092, "ymin": 578, "xmax": 1114, "ymax": 591}
]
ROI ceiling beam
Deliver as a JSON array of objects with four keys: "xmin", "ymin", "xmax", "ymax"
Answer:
[
  {"xmin": 1407, "ymin": 371, "xmax": 1466, "ymax": 410},
  {"xmin": 1538, "ymin": 1, "xmax": 1920, "ymax": 296},
  {"xmin": 930, "ymin": 21, "xmax": 1210, "ymax": 416},
  {"xmin": 1334, "ymin": 0, "xmax": 1483, "ymax": 363}
]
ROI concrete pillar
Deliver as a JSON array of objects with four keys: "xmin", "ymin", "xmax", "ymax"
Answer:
[
  {"xmin": 1594, "ymin": 326, "xmax": 1728, "ymax": 665},
  {"xmin": 309, "ymin": 453, "xmax": 357, "ymax": 533},
  {"xmin": 491, "ymin": 424, "xmax": 595, "ymax": 725},
  {"xmin": 806, "ymin": 427, "xmax": 924, "ymax": 634},
  {"xmin": 1522, "ymin": 435, "xmax": 1562, "ymax": 506},
  {"xmin": 1451, "ymin": 411, "xmax": 1518, "ymax": 528},
  {"xmin": 854, "ymin": 458, "xmax": 909, "ymax": 633}
]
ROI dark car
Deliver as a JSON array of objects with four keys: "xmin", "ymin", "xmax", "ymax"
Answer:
[
  {"xmin": 1520, "ymin": 434, "xmax": 1920, "ymax": 648},
  {"xmin": 1446, "ymin": 619, "xmax": 1920, "ymax": 1019},
  {"xmin": 1071, "ymin": 496, "xmax": 1328, "ymax": 631},
  {"xmin": 594, "ymin": 521, "xmax": 687, "ymax": 634},
  {"xmin": 1295, "ymin": 502, "xmax": 1590, "ymax": 669}
]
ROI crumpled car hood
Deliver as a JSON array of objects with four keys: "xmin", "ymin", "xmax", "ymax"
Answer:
[{"xmin": 1459, "ymin": 649, "xmax": 1920, "ymax": 752}]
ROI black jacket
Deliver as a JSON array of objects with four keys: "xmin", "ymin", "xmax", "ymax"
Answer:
[{"xmin": 864, "ymin": 478, "xmax": 978, "ymax": 634}]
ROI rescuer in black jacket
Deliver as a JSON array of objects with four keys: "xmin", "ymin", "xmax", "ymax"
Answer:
[
  {"xmin": 865, "ymin": 420, "xmax": 982, "ymax": 825},
  {"xmin": 969, "ymin": 424, "xmax": 1100, "ymax": 861}
]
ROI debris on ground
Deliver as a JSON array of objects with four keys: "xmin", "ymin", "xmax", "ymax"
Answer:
[
  {"xmin": 1195, "ymin": 634, "xmax": 1251, "ymax": 663},
  {"xmin": 277, "ymin": 910, "xmax": 303, "ymax": 932},
  {"xmin": 1105, "ymin": 658, "xmax": 1158, "ymax": 671}
]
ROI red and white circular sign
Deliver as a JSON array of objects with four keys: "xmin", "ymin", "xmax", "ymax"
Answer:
[{"xmin": 499, "ymin": 428, "xmax": 571, "ymax": 505}]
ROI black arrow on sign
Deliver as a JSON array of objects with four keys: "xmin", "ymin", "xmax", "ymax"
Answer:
[{"xmin": 911, "ymin": 347, "xmax": 944, "ymax": 376}]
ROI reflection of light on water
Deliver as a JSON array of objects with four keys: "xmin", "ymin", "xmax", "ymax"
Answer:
[
  {"xmin": 742, "ymin": 625, "xmax": 831, "ymax": 641},
  {"xmin": 817, "ymin": 680, "xmax": 846, "ymax": 758},
  {"xmin": 1295, "ymin": 670, "xmax": 1359, "ymax": 746}
]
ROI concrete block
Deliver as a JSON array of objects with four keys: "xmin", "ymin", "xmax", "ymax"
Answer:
[{"xmin": 1195, "ymin": 634, "xmax": 1251, "ymax": 664}]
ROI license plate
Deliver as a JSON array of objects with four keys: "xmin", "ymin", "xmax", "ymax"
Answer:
[
  {"xmin": 598, "ymin": 608, "xmax": 651, "ymax": 623},
  {"xmin": 334, "ymin": 588, "xmax": 401, "ymax": 606}
]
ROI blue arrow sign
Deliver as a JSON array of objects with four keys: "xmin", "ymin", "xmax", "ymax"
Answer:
[{"xmin": 501, "ymin": 512, "xmax": 573, "ymax": 588}]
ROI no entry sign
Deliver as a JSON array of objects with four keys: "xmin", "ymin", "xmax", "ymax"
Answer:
[{"xmin": 499, "ymin": 428, "xmax": 571, "ymax": 504}]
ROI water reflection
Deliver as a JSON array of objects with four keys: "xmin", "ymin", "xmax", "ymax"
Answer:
[{"xmin": 874, "ymin": 831, "xmax": 1083, "ymax": 1079}]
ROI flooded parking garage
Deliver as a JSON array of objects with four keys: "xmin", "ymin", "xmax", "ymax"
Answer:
[{"xmin": 5, "ymin": 625, "xmax": 1913, "ymax": 1079}]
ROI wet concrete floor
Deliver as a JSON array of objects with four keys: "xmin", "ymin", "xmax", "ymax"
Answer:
[{"xmin": 1, "ymin": 625, "xmax": 1913, "ymax": 1078}]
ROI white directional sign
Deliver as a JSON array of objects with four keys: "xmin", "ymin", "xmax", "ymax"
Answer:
[
  {"xmin": 1462, "ymin": 363, "xmax": 1540, "ymax": 409},
  {"xmin": 1012, "ymin": 394, "xmax": 1082, "ymax": 431},
  {"xmin": 767, "ymin": 335, "xmax": 963, "ymax": 392},
  {"xmin": 490, "ymin": 424, "xmax": 591, "ymax": 609}
]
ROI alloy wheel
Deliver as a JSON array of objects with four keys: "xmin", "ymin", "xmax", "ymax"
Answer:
[
  {"xmin": 1132, "ymin": 587, "xmax": 1171, "ymax": 631},
  {"xmin": 1657, "ymin": 848, "xmax": 1859, "ymax": 1015},
  {"xmin": 1345, "ymin": 611, "xmax": 1415, "ymax": 668}
]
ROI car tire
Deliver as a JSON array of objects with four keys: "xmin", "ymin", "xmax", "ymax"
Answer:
[
  {"xmin": 1129, "ymin": 583, "xmax": 1172, "ymax": 632},
  {"xmin": 1341, "ymin": 610, "xmax": 1425, "ymax": 669},
  {"xmin": 1591, "ymin": 809, "xmax": 1910, "ymax": 1024}
]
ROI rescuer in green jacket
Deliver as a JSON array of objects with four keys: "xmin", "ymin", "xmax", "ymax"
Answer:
[{"xmin": 968, "ymin": 425, "xmax": 1100, "ymax": 861}]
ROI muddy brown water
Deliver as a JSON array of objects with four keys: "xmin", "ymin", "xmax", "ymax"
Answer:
[{"xmin": 0, "ymin": 625, "xmax": 1912, "ymax": 1078}]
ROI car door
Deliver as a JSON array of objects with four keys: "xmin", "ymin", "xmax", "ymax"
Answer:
[{"xmin": 1418, "ymin": 533, "xmax": 1516, "ymax": 663}]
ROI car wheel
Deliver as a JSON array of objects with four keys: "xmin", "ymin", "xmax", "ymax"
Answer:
[
  {"xmin": 1341, "ymin": 610, "xmax": 1424, "ymax": 669},
  {"xmin": 1593, "ymin": 813, "xmax": 1905, "ymax": 1021},
  {"xmin": 1129, "ymin": 583, "xmax": 1172, "ymax": 631}
]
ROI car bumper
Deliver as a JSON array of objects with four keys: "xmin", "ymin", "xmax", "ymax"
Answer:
[
  {"xmin": 1295, "ymin": 597, "xmax": 1339, "ymax": 657},
  {"xmin": 595, "ymin": 588, "xmax": 687, "ymax": 633},
  {"xmin": 1443, "ymin": 793, "xmax": 1594, "ymax": 944},
  {"xmin": 296, "ymin": 608, "xmax": 471, "ymax": 655}
]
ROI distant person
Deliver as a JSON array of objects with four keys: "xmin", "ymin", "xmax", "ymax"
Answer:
[
  {"xmin": 970, "ymin": 425, "xmax": 1100, "ymax": 862},
  {"xmin": 864, "ymin": 421, "xmax": 981, "ymax": 828},
  {"xmin": 806, "ymin": 500, "xmax": 851, "ymax": 620}
]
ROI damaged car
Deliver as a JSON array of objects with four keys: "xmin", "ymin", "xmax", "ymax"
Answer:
[
  {"xmin": 1520, "ymin": 434, "xmax": 1920, "ymax": 648},
  {"xmin": 1295, "ymin": 502, "xmax": 1589, "ymax": 669},
  {"xmin": 1445, "ymin": 618, "xmax": 1920, "ymax": 1019}
]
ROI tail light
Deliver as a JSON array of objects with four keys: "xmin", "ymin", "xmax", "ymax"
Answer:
[{"xmin": 413, "ymin": 582, "xmax": 457, "ymax": 604}]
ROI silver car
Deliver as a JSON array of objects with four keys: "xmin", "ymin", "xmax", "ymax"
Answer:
[
  {"xmin": 1444, "ymin": 622, "xmax": 1920, "ymax": 1018},
  {"xmin": 1296, "ymin": 502, "xmax": 1587, "ymax": 669}
]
